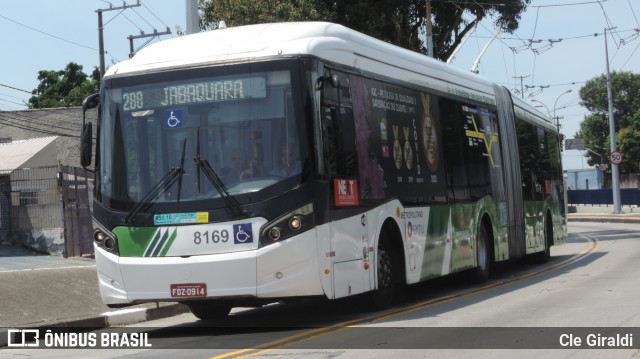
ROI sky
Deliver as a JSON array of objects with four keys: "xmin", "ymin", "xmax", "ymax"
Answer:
[{"xmin": 1, "ymin": 0, "xmax": 639, "ymax": 170}]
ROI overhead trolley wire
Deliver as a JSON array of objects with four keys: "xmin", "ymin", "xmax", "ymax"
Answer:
[
  {"xmin": 0, "ymin": 14, "xmax": 97, "ymax": 51},
  {"xmin": 140, "ymin": 0, "xmax": 172, "ymax": 34}
]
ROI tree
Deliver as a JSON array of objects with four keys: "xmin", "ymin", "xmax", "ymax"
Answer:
[
  {"xmin": 576, "ymin": 71, "xmax": 640, "ymax": 172},
  {"xmin": 28, "ymin": 63, "xmax": 100, "ymax": 109},
  {"xmin": 198, "ymin": 0, "xmax": 531, "ymax": 61}
]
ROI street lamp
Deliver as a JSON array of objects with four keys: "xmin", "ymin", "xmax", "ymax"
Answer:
[
  {"xmin": 553, "ymin": 89, "xmax": 572, "ymax": 132},
  {"xmin": 531, "ymin": 99, "xmax": 550, "ymax": 116}
]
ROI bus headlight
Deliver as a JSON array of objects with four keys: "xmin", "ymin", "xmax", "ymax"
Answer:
[
  {"xmin": 268, "ymin": 227, "xmax": 282, "ymax": 241},
  {"xmin": 93, "ymin": 220, "xmax": 120, "ymax": 255},
  {"xmin": 289, "ymin": 216, "xmax": 302, "ymax": 231},
  {"xmin": 260, "ymin": 203, "xmax": 314, "ymax": 248},
  {"xmin": 94, "ymin": 231, "xmax": 106, "ymax": 242}
]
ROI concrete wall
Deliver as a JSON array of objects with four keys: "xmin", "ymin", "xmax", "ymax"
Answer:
[
  {"xmin": 565, "ymin": 169, "xmax": 603, "ymax": 190},
  {"xmin": 0, "ymin": 107, "xmax": 97, "ymax": 168}
]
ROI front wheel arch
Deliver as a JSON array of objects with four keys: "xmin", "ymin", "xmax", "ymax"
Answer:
[
  {"xmin": 366, "ymin": 219, "xmax": 405, "ymax": 310},
  {"xmin": 469, "ymin": 214, "xmax": 494, "ymax": 283}
]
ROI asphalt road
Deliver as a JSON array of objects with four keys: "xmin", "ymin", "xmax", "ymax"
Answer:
[{"xmin": 5, "ymin": 221, "xmax": 640, "ymax": 358}]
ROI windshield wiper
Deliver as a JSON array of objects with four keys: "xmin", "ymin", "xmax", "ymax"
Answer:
[
  {"xmin": 193, "ymin": 155, "xmax": 249, "ymax": 218},
  {"xmin": 123, "ymin": 139, "xmax": 187, "ymax": 225}
]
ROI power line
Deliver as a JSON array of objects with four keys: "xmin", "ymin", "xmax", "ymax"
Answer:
[
  {"xmin": 0, "ymin": 83, "xmax": 32, "ymax": 94},
  {"xmin": 1, "ymin": 111, "xmax": 81, "ymax": 134},
  {"xmin": 140, "ymin": 0, "xmax": 172, "ymax": 32},
  {"xmin": 130, "ymin": 5, "xmax": 157, "ymax": 30},
  {"xmin": 0, "ymin": 97, "xmax": 25, "ymax": 107},
  {"xmin": 629, "ymin": 0, "xmax": 640, "ymax": 28},
  {"xmin": 0, "ymin": 92, "xmax": 26, "ymax": 101},
  {"xmin": 0, "ymin": 112, "xmax": 80, "ymax": 137},
  {"xmin": 0, "ymin": 114, "xmax": 77, "ymax": 138},
  {"xmin": 530, "ymin": 0, "xmax": 606, "ymax": 8},
  {"xmin": 620, "ymin": 37, "xmax": 640, "ymax": 70},
  {"xmin": 0, "ymin": 14, "xmax": 97, "ymax": 51}
]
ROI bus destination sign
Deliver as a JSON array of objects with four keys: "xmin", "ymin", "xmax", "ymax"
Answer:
[{"xmin": 122, "ymin": 76, "xmax": 267, "ymax": 112}]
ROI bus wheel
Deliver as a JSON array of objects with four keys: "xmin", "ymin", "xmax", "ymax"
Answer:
[
  {"xmin": 469, "ymin": 225, "xmax": 491, "ymax": 283},
  {"xmin": 187, "ymin": 300, "xmax": 232, "ymax": 321},
  {"xmin": 367, "ymin": 244, "xmax": 394, "ymax": 310}
]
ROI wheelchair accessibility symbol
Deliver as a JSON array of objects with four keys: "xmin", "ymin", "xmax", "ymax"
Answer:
[
  {"xmin": 165, "ymin": 109, "xmax": 183, "ymax": 128},
  {"xmin": 234, "ymin": 223, "xmax": 253, "ymax": 244}
]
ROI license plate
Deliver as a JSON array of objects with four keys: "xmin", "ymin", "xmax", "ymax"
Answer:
[{"xmin": 170, "ymin": 283, "xmax": 207, "ymax": 298}]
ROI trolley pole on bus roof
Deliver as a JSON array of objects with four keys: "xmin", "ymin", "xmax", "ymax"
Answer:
[{"xmin": 604, "ymin": 27, "xmax": 622, "ymax": 213}]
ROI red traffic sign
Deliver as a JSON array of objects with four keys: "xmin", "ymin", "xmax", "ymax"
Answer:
[{"xmin": 610, "ymin": 150, "xmax": 623, "ymax": 165}]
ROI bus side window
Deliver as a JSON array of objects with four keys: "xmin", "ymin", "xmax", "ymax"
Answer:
[
  {"xmin": 440, "ymin": 98, "xmax": 470, "ymax": 203},
  {"xmin": 337, "ymin": 107, "xmax": 357, "ymax": 176},
  {"xmin": 322, "ymin": 69, "xmax": 357, "ymax": 177}
]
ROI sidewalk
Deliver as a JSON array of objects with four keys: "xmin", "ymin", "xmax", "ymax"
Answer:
[
  {"xmin": 1, "ymin": 206, "xmax": 639, "ymax": 347},
  {"xmin": 0, "ymin": 244, "xmax": 189, "ymax": 346},
  {"xmin": 567, "ymin": 204, "xmax": 640, "ymax": 223}
]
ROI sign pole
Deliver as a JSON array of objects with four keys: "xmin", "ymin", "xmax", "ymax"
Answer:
[{"xmin": 605, "ymin": 28, "xmax": 622, "ymax": 213}]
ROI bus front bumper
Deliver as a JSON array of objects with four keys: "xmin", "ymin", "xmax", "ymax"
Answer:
[{"xmin": 94, "ymin": 230, "xmax": 325, "ymax": 305}]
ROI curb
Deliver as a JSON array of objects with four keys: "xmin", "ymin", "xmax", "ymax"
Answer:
[
  {"xmin": 1, "ymin": 303, "xmax": 189, "ymax": 348},
  {"xmin": 568, "ymin": 216, "xmax": 640, "ymax": 223}
]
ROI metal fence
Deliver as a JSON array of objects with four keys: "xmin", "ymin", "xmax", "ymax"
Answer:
[
  {"xmin": 567, "ymin": 189, "xmax": 640, "ymax": 207},
  {"xmin": 59, "ymin": 165, "xmax": 94, "ymax": 257},
  {"xmin": 0, "ymin": 165, "xmax": 93, "ymax": 257}
]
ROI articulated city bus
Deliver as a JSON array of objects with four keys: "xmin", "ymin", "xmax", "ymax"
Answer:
[{"xmin": 80, "ymin": 22, "xmax": 566, "ymax": 320}]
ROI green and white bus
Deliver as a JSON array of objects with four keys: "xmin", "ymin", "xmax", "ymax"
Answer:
[{"xmin": 81, "ymin": 22, "xmax": 566, "ymax": 320}]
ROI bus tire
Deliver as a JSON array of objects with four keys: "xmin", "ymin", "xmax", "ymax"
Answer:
[
  {"xmin": 187, "ymin": 300, "xmax": 232, "ymax": 321},
  {"xmin": 366, "ymin": 244, "xmax": 394, "ymax": 310},
  {"xmin": 469, "ymin": 225, "xmax": 491, "ymax": 283}
]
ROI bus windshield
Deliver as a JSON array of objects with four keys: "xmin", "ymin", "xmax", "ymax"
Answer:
[{"xmin": 97, "ymin": 64, "xmax": 306, "ymax": 211}]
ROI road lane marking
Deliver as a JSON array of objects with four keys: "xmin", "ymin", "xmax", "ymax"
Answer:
[{"xmin": 212, "ymin": 236, "xmax": 599, "ymax": 358}]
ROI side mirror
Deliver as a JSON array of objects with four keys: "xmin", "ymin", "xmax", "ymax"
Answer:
[
  {"xmin": 81, "ymin": 122, "xmax": 93, "ymax": 168},
  {"xmin": 82, "ymin": 93, "xmax": 100, "ymax": 113},
  {"xmin": 80, "ymin": 93, "xmax": 99, "ymax": 169}
]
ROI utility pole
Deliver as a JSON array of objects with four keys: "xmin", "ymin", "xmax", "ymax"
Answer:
[
  {"xmin": 186, "ymin": 0, "xmax": 200, "ymax": 35},
  {"xmin": 512, "ymin": 75, "xmax": 530, "ymax": 99},
  {"xmin": 426, "ymin": 0, "xmax": 434, "ymax": 57},
  {"xmin": 604, "ymin": 27, "xmax": 622, "ymax": 213},
  {"xmin": 128, "ymin": 28, "xmax": 172, "ymax": 58},
  {"xmin": 96, "ymin": 1, "xmax": 142, "ymax": 78}
]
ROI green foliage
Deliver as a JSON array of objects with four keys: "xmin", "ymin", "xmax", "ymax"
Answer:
[
  {"xmin": 575, "ymin": 114, "xmax": 610, "ymax": 166},
  {"xmin": 198, "ymin": 0, "xmax": 531, "ymax": 61},
  {"xmin": 199, "ymin": 0, "xmax": 331, "ymax": 29},
  {"xmin": 577, "ymin": 71, "xmax": 640, "ymax": 172},
  {"xmin": 28, "ymin": 62, "xmax": 99, "ymax": 109},
  {"xmin": 617, "ymin": 112, "xmax": 640, "ymax": 172}
]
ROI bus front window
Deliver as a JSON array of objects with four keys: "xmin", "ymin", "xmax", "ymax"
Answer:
[{"xmin": 98, "ymin": 66, "xmax": 306, "ymax": 211}]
